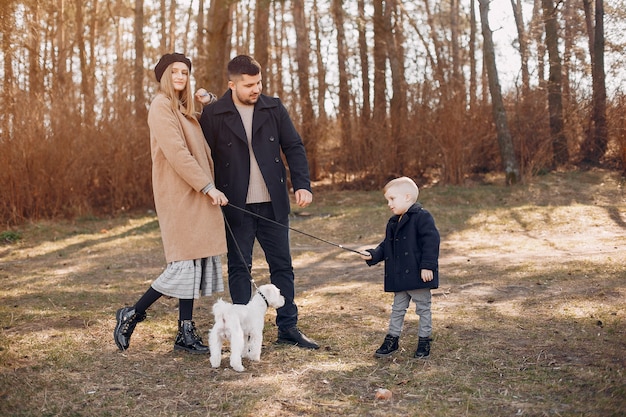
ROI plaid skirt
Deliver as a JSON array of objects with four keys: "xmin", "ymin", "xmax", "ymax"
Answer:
[{"xmin": 151, "ymin": 256, "xmax": 224, "ymax": 299}]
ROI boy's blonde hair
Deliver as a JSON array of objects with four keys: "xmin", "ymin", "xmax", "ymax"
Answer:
[
  {"xmin": 383, "ymin": 177, "xmax": 419, "ymax": 203},
  {"xmin": 158, "ymin": 65, "xmax": 196, "ymax": 119}
]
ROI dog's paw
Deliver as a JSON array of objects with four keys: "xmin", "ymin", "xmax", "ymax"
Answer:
[
  {"xmin": 242, "ymin": 350, "xmax": 257, "ymax": 360},
  {"xmin": 232, "ymin": 364, "xmax": 245, "ymax": 372}
]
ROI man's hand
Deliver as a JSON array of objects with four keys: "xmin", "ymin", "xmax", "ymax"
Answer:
[
  {"xmin": 294, "ymin": 189, "xmax": 313, "ymax": 208},
  {"xmin": 195, "ymin": 88, "xmax": 217, "ymax": 105}
]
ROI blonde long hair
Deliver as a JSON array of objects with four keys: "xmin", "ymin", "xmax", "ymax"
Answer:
[{"xmin": 158, "ymin": 64, "xmax": 196, "ymax": 118}]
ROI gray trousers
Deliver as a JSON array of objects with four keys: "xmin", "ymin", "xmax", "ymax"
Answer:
[{"xmin": 387, "ymin": 288, "xmax": 432, "ymax": 338}]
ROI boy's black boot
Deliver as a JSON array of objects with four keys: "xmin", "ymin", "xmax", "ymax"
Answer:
[
  {"xmin": 374, "ymin": 334, "xmax": 399, "ymax": 358},
  {"xmin": 114, "ymin": 307, "xmax": 146, "ymax": 351},
  {"xmin": 414, "ymin": 336, "xmax": 432, "ymax": 358},
  {"xmin": 174, "ymin": 320, "xmax": 209, "ymax": 354}
]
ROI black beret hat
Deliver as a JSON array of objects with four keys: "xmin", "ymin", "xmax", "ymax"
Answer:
[{"xmin": 154, "ymin": 53, "xmax": 192, "ymax": 82}]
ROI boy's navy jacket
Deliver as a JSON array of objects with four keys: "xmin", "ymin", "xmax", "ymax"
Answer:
[{"xmin": 366, "ymin": 203, "xmax": 440, "ymax": 292}]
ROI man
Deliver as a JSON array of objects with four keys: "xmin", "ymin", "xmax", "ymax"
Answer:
[{"xmin": 199, "ymin": 55, "xmax": 319, "ymax": 349}]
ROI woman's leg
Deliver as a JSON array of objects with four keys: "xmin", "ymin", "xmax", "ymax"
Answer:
[
  {"xmin": 174, "ymin": 298, "xmax": 208, "ymax": 354},
  {"xmin": 114, "ymin": 286, "xmax": 162, "ymax": 351}
]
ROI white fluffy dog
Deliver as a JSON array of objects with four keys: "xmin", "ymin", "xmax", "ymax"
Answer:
[{"xmin": 209, "ymin": 284, "xmax": 285, "ymax": 372}]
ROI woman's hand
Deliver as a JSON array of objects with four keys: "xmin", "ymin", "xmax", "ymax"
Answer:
[{"xmin": 207, "ymin": 188, "xmax": 228, "ymax": 206}]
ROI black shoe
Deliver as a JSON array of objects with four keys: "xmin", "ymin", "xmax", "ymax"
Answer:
[
  {"xmin": 414, "ymin": 336, "xmax": 432, "ymax": 358},
  {"xmin": 114, "ymin": 307, "xmax": 146, "ymax": 351},
  {"xmin": 277, "ymin": 327, "xmax": 320, "ymax": 349},
  {"xmin": 374, "ymin": 334, "xmax": 399, "ymax": 358},
  {"xmin": 174, "ymin": 320, "xmax": 209, "ymax": 354}
]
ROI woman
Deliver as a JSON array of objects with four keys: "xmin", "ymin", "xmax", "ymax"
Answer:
[{"xmin": 114, "ymin": 53, "xmax": 227, "ymax": 354}]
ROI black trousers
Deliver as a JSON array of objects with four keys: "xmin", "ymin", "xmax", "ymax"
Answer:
[{"xmin": 225, "ymin": 202, "xmax": 298, "ymax": 331}]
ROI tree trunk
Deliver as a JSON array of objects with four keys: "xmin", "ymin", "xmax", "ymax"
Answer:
[
  {"xmin": 423, "ymin": 0, "xmax": 448, "ymax": 98},
  {"xmin": 542, "ymin": 0, "xmax": 569, "ymax": 166},
  {"xmin": 469, "ymin": 0, "xmax": 477, "ymax": 111},
  {"xmin": 312, "ymin": 0, "xmax": 328, "ymax": 123},
  {"xmin": 88, "ymin": 0, "xmax": 97, "ymax": 103},
  {"xmin": 159, "ymin": 0, "xmax": 167, "ymax": 53},
  {"xmin": 168, "ymin": 0, "xmax": 177, "ymax": 52},
  {"xmin": 479, "ymin": 0, "xmax": 520, "ymax": 185},
  {"xmin": 580, "ymin": 0, "xmax": 608, "ymax": 165},
  {"xmin": 1, "ymin": 1, "xmax": 16, "ymax": 137},
  {"xmin": 195, "ymin": 0, "xmax": 207, "ymax": 87},
  {"xmin": 511, "ymin": 0, "xmax": 530, "ymax": 95},
  {"xmin": 387, "ymin": 0, "xmax": 408, "ymax": 174},
  {"xmin": 182, "ymin": 1, "xmax": 193, "ymax": 52},
  {"xmin": 254, "ymin": 0, "xmax": 270, "ymax": 91},
  {"xmin": 372, "ymin": 0, "xmax": 387, "ymax": 136},
  {"xmin": 357, "ymin": 0, "xmax": 371, "ymax": 123},
  {"xmin": 561, "ymin": 0, "xmax": 573, "ymax": 105},
  {"xmin": 357, "ymin": 0, "xmax": 372, "ymax": 125},
  {"xmin": 113, "ymin": 0, "xmax": 129, "ymax": 116},
  {"xmin": 332, "ymin": 0, "xmax": 351, "ymax": 154},
  {"xmin": 27, "ymin": 1, "xmax": 44, "ymax": 134},
  {"xmin": 52, "ymin": 0, "xmax": 70, "ymax": 138},
  {"xmin": 531, "ymin": 0, "xmax": 545, "ymax": 85},
  {"xmin": 354, "ymin": 0, "xmax": 371, "ymax": 175},
  {"xmin": 54, "ymin": 0, "xmax": 68, "ymax": 95},
  {"xmin": 271, "ymin": 0, "xmax": 285, "ymax": 99},
  {"xmin": 204, "ymin": 0, "xmax": 233, "ymax": 94},
  {"xmin": 292, "ymin": 0, "xmax": 318, "ymax": 179},
  {"xmin": 450, "ymin": 0, "xmax": 461, "ymax": 88},
  {"xmin": 134, "ymin": 0, "xmax": 146, "ymax": 119},
  {"xmin": 233, "ymin": 2, "xmax": 251, "ymax": 55},
  {"xmin": 76, "ymin": 0, "xmax": 88, "ymax": 123}
]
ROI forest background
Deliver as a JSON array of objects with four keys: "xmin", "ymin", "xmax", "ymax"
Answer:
[{"xmin": 1, "ymin": 0, "xmax": 625, "ymax": 228}]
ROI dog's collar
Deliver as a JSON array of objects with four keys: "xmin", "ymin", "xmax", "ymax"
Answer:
[{"xmin": 257, "ymin": 289, "xmax": 269, "ymax": 307}]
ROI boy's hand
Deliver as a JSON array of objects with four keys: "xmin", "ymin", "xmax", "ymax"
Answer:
[
  {"xmin": 360, "ymin": 251, "xmax": 372, "ymax": 261},
  {"xmin": 421, "ymin": 269, "xmax": 434, "ymax": 282}
]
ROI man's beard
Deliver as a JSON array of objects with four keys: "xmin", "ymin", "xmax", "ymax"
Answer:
[{"xmin": 237, "ymin": 92, "xmax": 259, "ymax": 106}]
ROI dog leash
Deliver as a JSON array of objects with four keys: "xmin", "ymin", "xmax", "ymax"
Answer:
[
  {"xmin": 221, "ymin": 209, "xmax": 269, "ymax": 306},
  {"xmin": 225, "ymin": 203, "xmax": 368, "ymax": 256}
]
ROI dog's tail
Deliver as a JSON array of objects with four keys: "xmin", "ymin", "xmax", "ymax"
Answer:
[{"xmin": 212, "ymin": 298, "xmax": 230, "ymax": 321}]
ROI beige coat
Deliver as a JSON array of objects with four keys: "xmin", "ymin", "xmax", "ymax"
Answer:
[{"xmin": 148, "ymin": 93, "xmax": 226, "ymax": 263}]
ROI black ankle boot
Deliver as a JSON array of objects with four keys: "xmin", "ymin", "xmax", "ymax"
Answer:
[
  {"xmin": 114, "ymin": 307, "xmax": 147, "ymax": 351},
  {"xmin": 414, "ymin": 336, "xmax": 432, "ymax": 358},
  {"xmin": 174, "ymin": 320, "xmax": 209, "ymax": 354},
  {"xmin": 374, "ymin": 334, "xmax": 399, "ymax": 358}
]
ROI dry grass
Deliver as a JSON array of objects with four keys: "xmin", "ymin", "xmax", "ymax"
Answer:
[{"xmin": 1, "ymin": 169, "xmax": 625, "ymax": 417}]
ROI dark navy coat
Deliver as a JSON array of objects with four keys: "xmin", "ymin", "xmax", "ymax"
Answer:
[
  {"xmin": 199, "ymin": 90, "xmax": 311, "ymax": 224},
  {"xmin": 366, "ymin": 203, "xmax": 440, "ymax": 292}
]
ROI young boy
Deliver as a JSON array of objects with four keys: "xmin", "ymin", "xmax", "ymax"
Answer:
[{"xmin": 361, "ymin": 177, "xmax": 440, "ymax": 358}]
